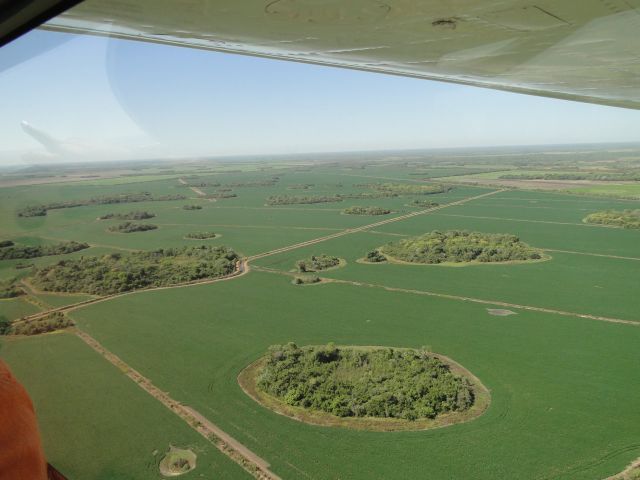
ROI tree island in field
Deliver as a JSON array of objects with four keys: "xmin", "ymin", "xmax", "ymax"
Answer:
[
  {"xmin": 240, "ymin": 343, "xmax": 489, "ymax": 431},
  {"xmin": 381, "ymin": 230, "xmax": 543, "ymax": 264},
  {"xmin": 583, "ymin": 209, "xmax": 640, "ymax": 229},
  {"xmin": 31, "ymin": 245, "xmax": 238, "ymax": 295}
]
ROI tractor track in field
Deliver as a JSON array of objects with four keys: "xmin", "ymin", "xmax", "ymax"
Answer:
[
  {"xmin": 430, "ymin": 212, "xmax": 622, "ymax": 228},
  {"xmin": 328, "ymin": 279, "xmax": 640, "ymax": 327},
  {"xmin": 251, "ymin": 266, "xmax": 640, "ymax": 327},
  {"xmin": 541, "ymin": 248, "xmax": 640, "ymax": 261},
  {"xmin": 73, "ymin": 328, "xmax": 281, "ymax": 480}
]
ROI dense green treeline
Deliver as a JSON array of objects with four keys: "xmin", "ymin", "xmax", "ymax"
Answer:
[
  {"xmin": 410, "ymin": 200, "xmax": 439, "ymax": 208},
  {"xmin": 182, "ymin": 181, "xmax": 220, "ymax": 187},
  {"xmin": 98, "ymin": 211, "xmax": 155, "ymax": 220},
  {"xmin": 266, "ymin": 183, "xmax": 450, "ymax": 205},
  {"xmin": 9, "ymin": 312, "xmax": 73, "ymax": 336},
  {"xmin": 296, "ymin": 255, "xmax": 341, "ymax": 272},
  {"xmin": 0, "ymin": 241, "xmax": 89, "ymax": 260},
  {"xmin": 17, "ymin": 192, "xmax": 186, "ymax": 217},
  {"xmin": 583, "ymin": 209, "xmax": 640, "ymax": 229},
  {"xmin": 257, "ymin": 343, "xmax": 474, "ymax": 420},
  {"xmin": 372, "ymin": 183, "xmax": 451, "ymax": 195},
  {"xmin": 0, "ymin": 278, "xmax": 22, "ymax": 299},
  {"xmin": 267, "ymin": 195, "xmax": 343, "ymax": 205},
  {"xmin": 364, "ymin": 250, "xmax": 387, "ymax": 263},
  {"xmin": 182, "ymin": 205, "xmax": 203, "ymax": 210},
  {"xmin": 108, "ymin": 222, "xmax": 158, "ymax": 233},
  {"xmin": 343, "ymin": 206, "xmax": 391, "ymax": 216},
  {"xmin": 382, "ymin": 230, "xmax": 542, "ymax": 264},
  {"xmin": 293, "ymin": 275, "xmax": 321, "ymax": 285},
  {"xmin": 184, "ymin": 232, "xmax": 217, "ymax": 239},
  {"xmin": 204, "ymin": 192, "xmax": 237, "ymax": 199},
  {"xmin": 31, "ymin": 245, "xmax": 238, "ymax": 295},
  {"xmin": 225, "ymin": 179, "xmax": 278, "ymax": 187},
  {"xmin": 339, "ymin": 192, "xmax": 398, "ymax": 199}
]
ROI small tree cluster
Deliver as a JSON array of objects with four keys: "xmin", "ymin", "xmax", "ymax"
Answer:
[
  {"xmin": 293, "ymin": 275, "xmax": 321, "ymax": 285},
  {"xmin": 0, "ymin": 278, "xmax": 23, "ymax": 299},
  {"xmin": 372, "ymin": 183, "xmax": 451, "ymax": 195},
  {"xmin": 266, "ymin": 195, "xmax": 342, "ymax": 205},
  {"xmin": 0, "ymin": 241, "xmax": 89, "ymax": 260},
  {"xmin": 296, "ymin": 255, "xmax": 340, "ymax": 272},
  {"xmin": 382, "ymin": 230, "xmax": 542, "ymax": 264},
  {"xmin": 108, "ymin": 222, "xmax": 158, "ymax": 233},
  {"xmin": 584, "ymin": 209, "xmax": 640, "ymax": 229},
  {"xmin": 365, "ymin": 250, "xmax": 387, "ymax": 263},
  {"xmin": 343, "ymin": 206, "xmax": 391, "ymax": 216},
  {"xmin": 185, "ymin": 232, "xmax": 216, "ymax": 239},
  {"xmin": 98, "ymin": 211, "xmax": 155, "ymax": 220},
  {"xmin": 10, "ymin": 312, "xmax": 74, "ymax": 336},
  {"xmin": 411, "ymin": 200, "xmax": 439, "ymax": 208}
]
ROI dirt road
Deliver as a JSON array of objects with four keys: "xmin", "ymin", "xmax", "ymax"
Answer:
[
  {"xmin": 74, "ymin": 329, "xmax": 280, "ymax": 480},
  {"xmin": 179, "ymin": 177, "xmax": 210, "ymax": 198}
]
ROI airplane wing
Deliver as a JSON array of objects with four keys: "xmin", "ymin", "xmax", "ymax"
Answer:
[{"xmin": 5, "ymin": 0, "xmax": 640, "ymax": 110}]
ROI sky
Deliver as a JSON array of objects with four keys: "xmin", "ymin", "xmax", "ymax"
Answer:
[{"xmin": 1, "ymin": 29, "xmax": 640, "ymax": 165}]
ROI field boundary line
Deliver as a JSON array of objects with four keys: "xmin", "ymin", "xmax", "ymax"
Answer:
[
  {"xmin": 331, "ymin": 279, "xmax": 640, "ymax": 327},
  {"xmin": 248, "ymin": 189, "xmax": 505, "ymax": 261},
  {"xmin": 251, "ymin": 266, "xmax": 640, "ymax": 327},
  {"xmin": 604, "ymin": 457, "xmax": 640, "ymax": 480},
  {"xmin": 72, "ymin": 328, "xmax": 281, "ymax": 480},
  {"xmin": 430, "ymin": 213, "xmax": 622, "ymax": 229},
  {"xmin": 542, "ymin": 249, "xmax": 640, "ymax": 261}
]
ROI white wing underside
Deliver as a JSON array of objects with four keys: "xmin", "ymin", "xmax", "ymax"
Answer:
[{"xmin": 43, "ymin": 0, "xmax": 640, "ymax": 109}]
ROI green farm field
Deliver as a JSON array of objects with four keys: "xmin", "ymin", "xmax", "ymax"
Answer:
[
  {"xmin": 0, "ymin": 334, "xmax": 250, "ymax": 480},
  {"xmin": 2, "ymin": 156, "xmax": 640, "ymax": 479}
]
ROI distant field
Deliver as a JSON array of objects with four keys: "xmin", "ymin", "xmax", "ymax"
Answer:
[
  {"xmin": 569, "ymin": 183, "xmax": 640, "ymax": 199},
  {"xmin": 439, "ymin": 169, "xmax": 640, "ymax": 199},
  {"xmin": 1, "ymin": 155, "xmax": 640, "ymax": 479},
  {"xmin": 60, "ymin": 174, "xmax": 186, "ymax": 186}
]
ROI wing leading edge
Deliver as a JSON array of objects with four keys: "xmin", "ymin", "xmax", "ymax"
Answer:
[{"xmin": 38, "ymin": 0, "xmax": 640, "ymax": 110}]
